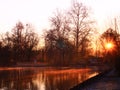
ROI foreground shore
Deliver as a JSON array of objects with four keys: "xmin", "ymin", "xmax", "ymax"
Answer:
[{"xmin": 70, "ymin": 68, "xmax": 120, "ymax": 90}]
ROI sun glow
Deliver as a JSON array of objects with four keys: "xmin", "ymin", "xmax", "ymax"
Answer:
[{"xmin": 105, "ymin": 42, "xmax": 114, "ymax": 50}]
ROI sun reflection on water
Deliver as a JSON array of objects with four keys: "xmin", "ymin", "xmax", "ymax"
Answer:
[
  {"xmin": 32, "ymin": 74, "xmax": 46, "ymax": 90},
  {"xmin": 0, "ymin": 67, "xmax": 99, "ymax": 90}
]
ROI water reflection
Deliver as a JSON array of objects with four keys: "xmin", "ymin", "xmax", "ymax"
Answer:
[{"xmin": 0, "ymin": 67, "xmax": 98, "ymax": 90}]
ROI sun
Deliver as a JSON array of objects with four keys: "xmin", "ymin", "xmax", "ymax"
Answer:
[{"xmin": 105, "ymin": 42, "xmax": 113, "ymax": 49}]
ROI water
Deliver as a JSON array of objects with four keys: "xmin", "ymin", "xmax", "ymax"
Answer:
[{"xmin": 0, "ymin": 67, "xmax": 98, "ymax": 90}]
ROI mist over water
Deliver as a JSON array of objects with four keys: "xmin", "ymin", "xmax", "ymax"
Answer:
[{"xmin": 0, "ymin": 67, "xmax": 98, "ymax": 90}]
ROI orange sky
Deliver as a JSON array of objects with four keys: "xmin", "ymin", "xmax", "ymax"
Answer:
[{"xmin": 0, "ymin": 0, "xmax": 120, "ymax": 34}]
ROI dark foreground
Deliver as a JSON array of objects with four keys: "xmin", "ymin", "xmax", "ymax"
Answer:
[{"xmin": 71, "ymin": 69, "xmax": 120, "ymax": 90}]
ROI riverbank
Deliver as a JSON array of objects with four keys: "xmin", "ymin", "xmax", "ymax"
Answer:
[
  {"xmin": 0, "ymin": 62, "xmax": 110, "ymax": 70},
  {"xmin": 14, "ymin": 62, "xmax": 107, "ymax": 66},
  {"xmin": 70, "ymin": 68, "xmax": 120, "ymax": 90},
  {"xmin": 11, "ymin": 63, "xmax": 108, "ymax": 72},
  {"xmin": 15, "ymin": 62, "xmax": 49, "ymax": 67}
]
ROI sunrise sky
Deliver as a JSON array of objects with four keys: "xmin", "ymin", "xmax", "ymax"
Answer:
[{"xmin": 0, "ymin": 0, "xmax": 120, "ymax": 34}]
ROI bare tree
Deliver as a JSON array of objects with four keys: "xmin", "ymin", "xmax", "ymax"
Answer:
[
  {"xmin": 44, "ymin": 10, "xmax": 74, "ymax": 65},
  {"xmin": 100, "ymin": 28, "xmax": 120, "ymax": 65},
  {"xmin": 45, "ymin": 10, "xmax": 71, "ymax": 50},
  {"xmin": 0, "ymin": 32, "xmax": 12, "ymax": 65},
  {"xmin": 3, "ymin": 22, "xmax": 39, "ymax": 62},
  {"xmin": 11, "ymin": 22, "xmax": 24, "ymax": 61},
  {"xmin": 68, "ymin": 1, "xmax": 94, "ymax": 54},
  {"xmin": 24, "ymin": 24, "xmax": 39, "ymax": 61}
]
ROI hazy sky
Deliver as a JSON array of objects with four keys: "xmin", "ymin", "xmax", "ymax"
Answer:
[{"xmin": 0, "ymin": 0, "xmax": 120, "ymax": 34}]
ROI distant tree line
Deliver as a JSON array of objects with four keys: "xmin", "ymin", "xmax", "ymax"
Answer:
[
  {"xmin": 0, "ymin": 22, "xmax": 39, "ymax": 66},
  {"xmin": 99, "ymin": 28, "xmax": 120, "ymax": 69},
  {"xmin": 0, "ymin": 0, "xmax": 97, "ymax": 66},
  {"xmin": 43, "ymin": 1, "xmax": 95, "ymax": 66}
]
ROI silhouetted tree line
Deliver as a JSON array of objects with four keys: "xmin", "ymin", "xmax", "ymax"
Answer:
[
  {"xmin": 43, "ymin": 1, "xmax": 94, "ymax": 66},
  {"xmin": 100, "ymin": 28, "xmax": 119, "ymax": 62},
  {"xmin": 100, "ymin": 28, "xmax": 120, "ymax": 74},
  {"xmin": 1, "ymin": 0, "xmax": 119, "ymax": 67},
  {"xmin": 0, "ymin": 22, "xmax": 39, "ymax": 66},
  {"xmin": 0, "ymin": 1, "xmax": 95, "ymax": 66}
]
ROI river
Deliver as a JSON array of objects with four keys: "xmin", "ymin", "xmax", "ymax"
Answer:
[{"xmin": 0, "ymin": 67, "xmax": 99, "ymax": 90}]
